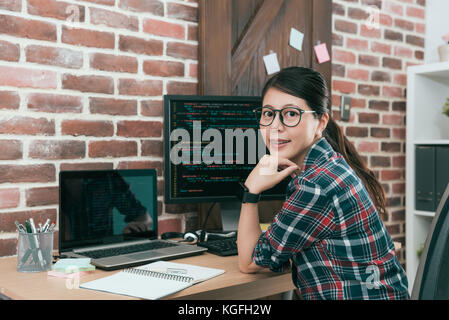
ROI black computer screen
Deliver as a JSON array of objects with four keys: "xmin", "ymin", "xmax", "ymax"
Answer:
[{"xmin": 164, "ymin": 95, "xmax": 289, "ymax": 203}]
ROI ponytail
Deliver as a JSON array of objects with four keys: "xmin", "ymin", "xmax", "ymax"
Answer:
[{"xmin": 324, "ymin": 117, "xmax": 387, "ymax": 221}]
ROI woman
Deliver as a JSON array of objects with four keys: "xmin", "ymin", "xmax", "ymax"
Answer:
[{"xmin": 237, "ymin": 66, "xmax": 409, "ymax": 300}]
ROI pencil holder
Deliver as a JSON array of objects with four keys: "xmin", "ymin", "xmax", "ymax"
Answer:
[{"xmin": 17, "ymin": 231, "xmax": 54, "ymax": 273}]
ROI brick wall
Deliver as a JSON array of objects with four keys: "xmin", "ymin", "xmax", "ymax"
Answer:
[
  {"xmin": 0, "ymin": 0, "xmax": 426, "ymax": 265},
  {"xmin": 0, "ymin": 0, "xmax": 199, "ymax": 256},
  {"xmin": 332, "ymin": 0, "xmax": 426, "ymax": 267}
]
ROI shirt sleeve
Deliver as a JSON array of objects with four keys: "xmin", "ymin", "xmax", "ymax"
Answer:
[{"xmin": 252, "ymin": 177, "xmax": 335, "ymax": 272}]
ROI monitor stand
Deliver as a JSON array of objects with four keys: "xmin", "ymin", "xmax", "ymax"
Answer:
[{"xmin": 220, "ymin": 201, "xmax": 241, "ymax": 232}]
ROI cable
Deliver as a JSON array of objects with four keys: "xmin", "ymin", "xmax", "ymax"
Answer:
[{"xmin": 199, "ymin": 202, "xmax": 217, "ymax": 242}]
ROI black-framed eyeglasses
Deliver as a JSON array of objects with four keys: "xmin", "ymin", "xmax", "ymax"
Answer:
[{"xmin": 253, "ymin": 106, "xmax": 316, "ymax": 127}]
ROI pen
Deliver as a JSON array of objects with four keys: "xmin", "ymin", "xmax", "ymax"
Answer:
[
  {"xmin": 148, "ymin": 268, "xmax": 188, "ymax": 275},
  {"xmin": 29, "ymin": 218, "xmax": 46, "ymax": 267}
]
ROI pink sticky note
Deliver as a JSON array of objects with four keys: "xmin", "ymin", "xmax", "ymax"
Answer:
[{"xmin": 314, "ymin": 43, "xmax": 330, "ymax": 64}]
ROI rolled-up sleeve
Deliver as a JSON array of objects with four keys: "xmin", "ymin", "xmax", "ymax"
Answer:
[{"xmin": 252, "ymin": 177, "xmax": 335, "ymax": 272}]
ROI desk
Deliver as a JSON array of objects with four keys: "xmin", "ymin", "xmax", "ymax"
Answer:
[{"xmin": 0, "ymin": 253, "xmax": 295, "ymax": 300}]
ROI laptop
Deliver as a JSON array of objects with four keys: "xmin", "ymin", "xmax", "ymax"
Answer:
[{"xmin": 59, "ymin": 169, "xmax": 207, "ymax": 270}]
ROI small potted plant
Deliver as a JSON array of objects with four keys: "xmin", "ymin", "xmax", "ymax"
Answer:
[
  {"xmin": 438, "ymin": 33, "xmax": 449, "ymax": 62},
  {"xmin": 443, "ymin": 97, "xmax": 449, "ymax": 117}
]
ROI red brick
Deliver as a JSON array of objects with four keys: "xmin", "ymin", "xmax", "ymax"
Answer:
[
  {"xmin": 358, "ymin": 84, "xmax": 380, "ymax": 96},
  {"xmin": 0, "ymin": 0, "xmax": 21, "ymax": 11},
  {"xmin": 82, "ymin": 0, "xmax": 114, "ymax": 5},
  {"xmin": 119, "ymin": 35, "xmax": 163, "ymax": 56},
  {"xmin": 62, "ymin": 26, "xmax": 114, "ymax": 49},
  {"xmin": 60, "ymin": 162, "xmax": 114, "ymax": 171},
  {"xmin": 118, "ymin": 79, "xmax": 163, "ymax": 96},
  {"xmin": 345, "ymin": 126, "xmax": 368, "ymax": 138},
  {"xmin": 371, "ymin": 156, "xmax": 391, "ymax": 167},
  {"xmin": 346, "ymin": 38, "xmax": 368, "ymax": 51},
  {"xmin": 393, "ymin": 155, "xmax": 406, "ymax": 168},
  {"xmin": 166, "ymin": 81, "xmax": 197, "ymax": 95},
  {"xmin": 189, "ymin": 63, "xmax": 197, "ymax": 78},
  {"xmin": 0, "ymin": 40, "xmax": 19, "ymax": 62},
  {"xmin": 347, "ymin": 68, "xmax": 369, "ymax": 81},
  {"xmin": 332, "ymin": 80, "xmax": 355, "ymax": 94},
  {"xmin": 117, "ymin": 160, "xmax": 163, "ymax": 176},
  {"xmin": 27, "ymin": 0, "xmax": 85, "ymax": 22},
  {"xmin": 167, "ymin": 2, "xmax": 198, "ymax": 22},
  {"xmin": 0, "ymin": 116, "xmax": 55, "ymax": 135},
  {"xmin": 371, "ymin": 71, "xmax": 391, "ymax": 82},
  {"xmin": 0, "ymin": 238, "xmax": 17, "ymax": 256},
  {"xmin": 157, "ymin": 217, "xmax": 182, "ymax": 235},
  {"xmin": 0, "ymin": 164, "xmax": 56, "ymax": 183},
  {"xmin": 379, "ymin": 13, "xmax": 393, "ymax": 27},
  {"xmin": 0, "ymin": 188, "xmax": 20, "ymax": 209},
  {"xmin": 90, "ymin": 7, "xmax": 138, "ymax": 31},
  {"xmin": 26, "ymin": 45, "xmax": 83, "ymax": 69},
  {"xmin": 335, "ymin": 19, "xmax": 357, "ymax": 34},
  {"xmin": 90, "ymin": 53, "xmax": 138, "ymax": 73},
  {"xmin": 61, "ymin": 120, "xmax": 114, "ymax": 137},
  {"xmin": 406, "ymin": 6, "xmax": 425, "ymax": 19},
  {"xmin": 394, "ymin": 46, "xmax": 413, "ymax": 58},
  {"xmin": 370, "ymin": 127, "xmax": 390, "ymax": 138},
  {"xmin": 360, "ymin": 24, "xmax": 381, "ymax": 38},
  {"xmin": 381, "ymin": 170, "xmax": 402, "ymax": 181},
  {"xmin": 383, "ymin": 86, "xmax": 404, "ymax": 98},
  {"xmin": 357, "ymin": 141, "xmax": 379, "ymax": 153},
  {"xmin": 62, "ymin": 74, "xmax": 114, "ymax": 94},
  {"xmin": 0, "ymin": 14, "xmax": 57, "ymax": 41},
  {"xmin": 88, "ymin": 140, "xmax": 138, "ymax": 158},
  {"xmin": 26, "ymin": 186, "xmax": 59, "ymax": 207},
  {"xmin": 141, "ymin": 140, "xmax": 163, "ymax": 157},
  {"xmin": 395, "ymin": 18, "xmax": 414, "ymax": 31},
  {"xmin": 385, "ymin": 1, "xmax": 403, "ymax": 15},
  {"xmin": 143, "ymin": 60, "xmax": 185, "ymax": 77},
  {"xmin": 0, "ymin": 91, "xmax": 19, "ymax": 109},
  {"xmin": 188, "ymin": 25, "xmax": 198, "ymax": 41},
  {"xmin": 29, "ymin": 140, "xmax": 85, "ymax": 159},
  {"xmin": 0, "ymin": 140, "xmax": 22, "ymax": 160},
  {"xmin": 359, "ymin": 54, "xmax": 379, "ymax": 67},
  {"xmin": 333, "ymin": 49, "xmax": 356, "ymax": 64},
  {"xmin": 119, "ymin": 0, "xmax": 164, "ymax": 16},
  {"xmin": 117, "ymin": 120, "xmax": 162, "ymax": 137},
  {"xmin": 371, "ymin": 42, "xmax": 391, "ymax": 55},
  {"xmin": 382, "ymin": 142, "xmax": 402, "ymax": 152},
  {"xmin": 358, "ymin": 112, "xmax": 380, "ymax": 124},
  {"xmin": 0, "ymin": 66, "xmax": 57, "ymax": 89},
  {"xmin": 166, "ymin": 42, "xmax": 197, "ymax": 60},
  {"xmin": 143, "ymin": 18, "xmax": 184, "ymax": 39},
  {"xmin": 393, "ymin": 128, "xmax": 406, "ymax": 139},
  {"xmin": 382, "ymin": 114, "xmax": 403, "ymax": 126},
  {"xmin": 141, "ymin": 100, "xmax": 163, "ymax": 117},
  {"xmin": 89, "ymin": 97, "xmax": 137, "ymax": 116},
  {"xmin": 0, "ymin": 209, "xmax": 57, "ymax": 233},
  {"xmin": 27, "ymin": 93, "xmax": 82, "ymax": 113}
]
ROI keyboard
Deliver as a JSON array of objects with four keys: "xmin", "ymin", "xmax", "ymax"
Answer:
[
  {"xmin": 76, "ymin": 241, "xmax": 178, "ymax": 259},
  {"xmin": 197, "ymin": 237, "xmax": 238, "ymax": 256}
]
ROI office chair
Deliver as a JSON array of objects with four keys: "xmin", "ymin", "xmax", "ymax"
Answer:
[{"xmin": 412, "ymin": 183, "xmax": 449, "ymax": 299}]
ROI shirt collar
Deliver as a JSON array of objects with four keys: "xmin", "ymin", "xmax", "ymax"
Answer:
[{"xmin": 301, "ymin": 137, "xmax": 335, "ymax": 172}]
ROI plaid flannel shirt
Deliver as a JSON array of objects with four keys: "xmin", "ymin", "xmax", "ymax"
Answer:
[{"xmin": 252, "ymin": 137, "xmax": 409, "ymax": 300}]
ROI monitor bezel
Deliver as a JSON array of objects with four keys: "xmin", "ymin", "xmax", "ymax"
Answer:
[
  {"xmin": 163, "ymin": 94, "xmax": 288, "ymax": 204},
  {"xmin": 59, "ymin": 169, "xmax": 159, "ymax": 252}
]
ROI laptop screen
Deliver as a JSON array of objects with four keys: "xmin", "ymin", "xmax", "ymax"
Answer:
[{"xmin": 59, "ymin": 169, "xmax": 158, "ymax": 252}]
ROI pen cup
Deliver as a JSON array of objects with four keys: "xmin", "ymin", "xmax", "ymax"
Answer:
[{"xmin": 17, "ymin": 231, "xmax": 54, "ymax": 273}]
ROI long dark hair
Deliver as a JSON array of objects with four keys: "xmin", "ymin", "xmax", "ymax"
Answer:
[{"xmin": 262, "ymin": 66, "xmax": 387, "ymax": 220}]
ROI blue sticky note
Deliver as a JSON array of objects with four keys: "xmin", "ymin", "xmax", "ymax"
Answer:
[{"xmin": 289, "ymin": 28, "xmax": 304, "ymax": 51}]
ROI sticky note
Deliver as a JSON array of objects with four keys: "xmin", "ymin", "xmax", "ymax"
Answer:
[
  {"xmin": 314, "ymin": 43, "xmax": 330, "ymax": 64},
  {"xmin": 263, "ymin": 52, "xmax": 281, "ymax": 75},
  {"xmin": 289, "ymin": 28, "xmax": 304, "ymax": 51}
]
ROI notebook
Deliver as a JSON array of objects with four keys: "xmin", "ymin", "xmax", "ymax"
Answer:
[
  {"xmin": 59, "ymin": 169, "xmax": 207, "ymax": 270},
  {"xmin": 80, "ymin": 261, "xmax": 225, "ymax": 300}
]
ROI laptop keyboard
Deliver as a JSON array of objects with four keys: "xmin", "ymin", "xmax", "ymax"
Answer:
[{"xmin": 77, "ymin": 241, "xmax": 179, "ymax": 259}]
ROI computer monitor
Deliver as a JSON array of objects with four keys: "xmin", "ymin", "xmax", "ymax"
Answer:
[
  {"xmin": 163, "ymin": 95, "xmax": 289, "ymax": 230},
  {"xmin": 412, "ymin": 182, "xmax": 449, "ymax": 299}
]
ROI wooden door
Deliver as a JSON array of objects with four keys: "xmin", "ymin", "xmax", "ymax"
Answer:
[
  {"xmin": 199, "ymin": 0, "xmax": 332, "ymax": 96},
  {"xmin": 197, "ymin": 0, "xmax": 332, "ymax": 229}
]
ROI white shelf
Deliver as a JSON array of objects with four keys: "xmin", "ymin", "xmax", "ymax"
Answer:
[
  {"xmin": 414, "ymin": 210, "xmax": 435, "ymax": 218},
  {"xmin": 406, "ymin": 63, "xmax": 449, "ymax": 293},
  {"xmin": 413, "ymin": 140, "xmax": 449, "ymax": 145}
]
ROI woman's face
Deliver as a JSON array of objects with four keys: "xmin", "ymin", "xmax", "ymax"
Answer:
[{"xmin": 260, "ymin": 87, "xmax": 328, "ymax": 165}]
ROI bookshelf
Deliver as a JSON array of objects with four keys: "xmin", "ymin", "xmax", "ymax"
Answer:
[{"xmin": 406, "ymin": 61, "xmax": 449, "ymax": 292}]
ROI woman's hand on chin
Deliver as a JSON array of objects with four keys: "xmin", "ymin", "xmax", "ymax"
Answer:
[{"xmin": 244, "ymin": 155, "xmax": 300, "ymax": 194}]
